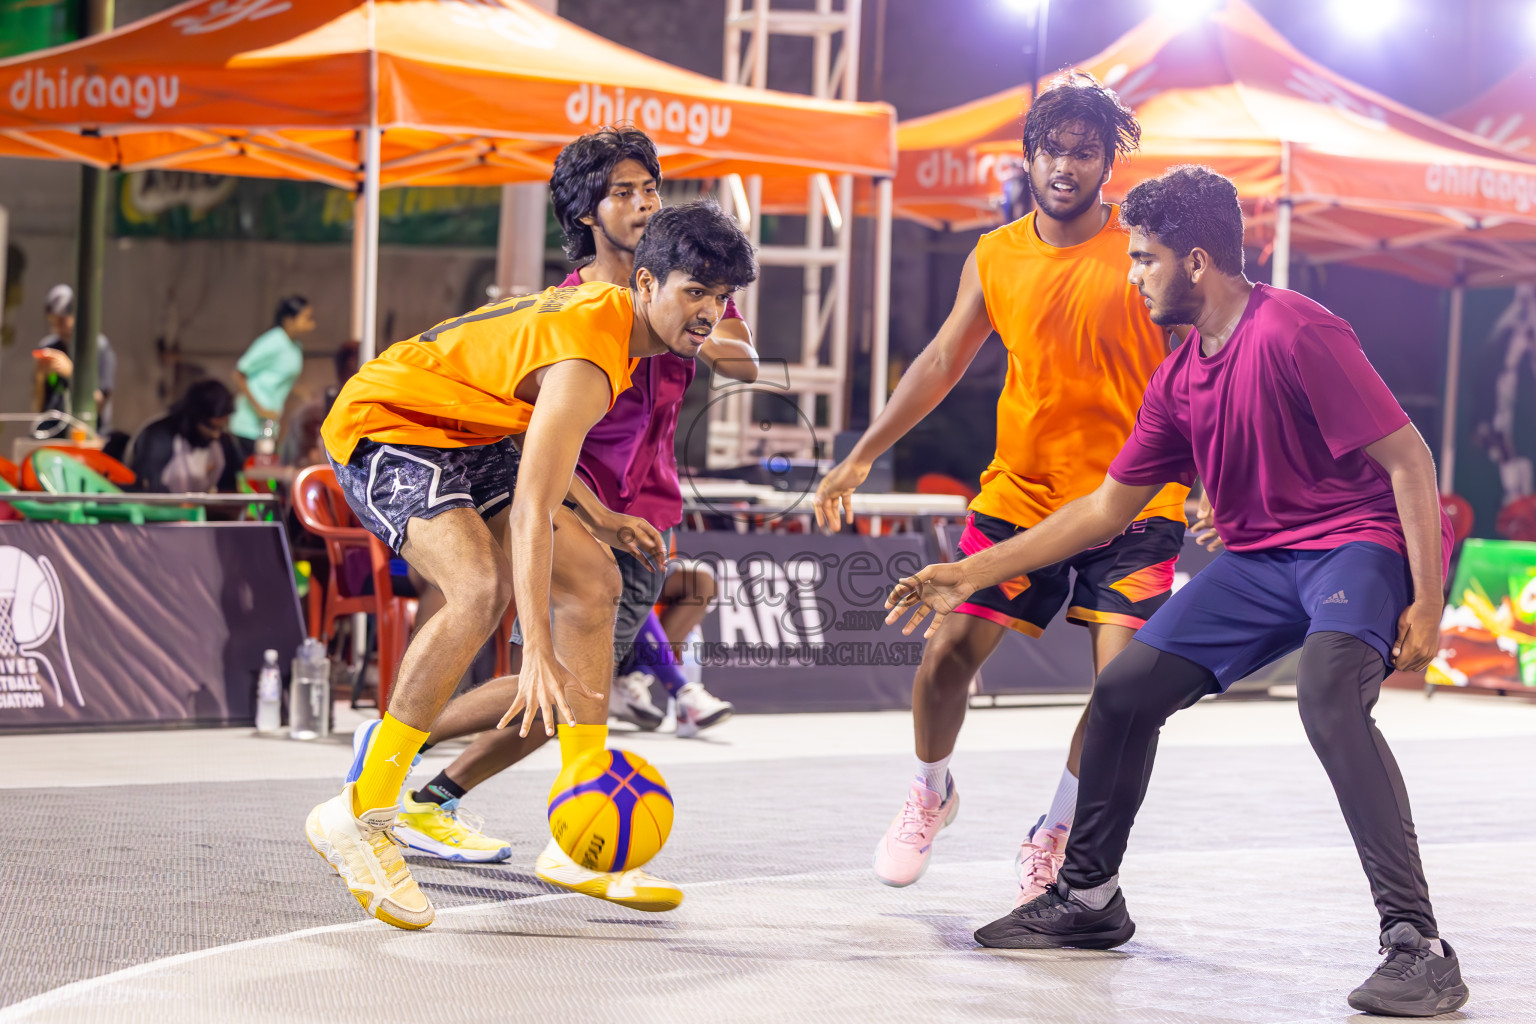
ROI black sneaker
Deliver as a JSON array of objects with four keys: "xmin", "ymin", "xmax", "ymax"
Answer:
[
  {"xmin": 973, "ymin": 882, "xmax": 1135, "ymax": 950},
  {"xmin": 1346, "ymin": 923, "xmax": 1470, "ymax": 1017}
]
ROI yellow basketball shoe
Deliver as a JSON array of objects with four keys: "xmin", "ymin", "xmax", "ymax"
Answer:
[
  {"xmin": 395, "ymin": 793, "xmax": 513, "ymax": 863},
  {"xmin": 306, "ymin": 783, "xmax": 434, "ymax": 930},
  {"xmin": 535, "ymin": 838, "xmax": 683, "ymax": 912}
]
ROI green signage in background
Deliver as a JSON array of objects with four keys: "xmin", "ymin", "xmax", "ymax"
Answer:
[
  {"xmin": 0, "ymin": 0, "xmax": 77, "ymax": 59},
  {"xmin": 1432, "ymin": 538, "xmax": 1536, "ymax": 691},
  {"xmin": 112, "ymin": 171, "xmax": 562, "ymax": 249}
]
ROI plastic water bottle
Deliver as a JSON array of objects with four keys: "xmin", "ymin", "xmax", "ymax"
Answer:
[
  {"xmin": 289, "ymin": 637, "xmax": 330, "ymax": 741},
  {"xmin": 256, "ymin": 416, "xmax": 277, "ymax": 448},
  {"xmin": 256, "ymin": 649, "xmax": 282, "ymax": 734}
]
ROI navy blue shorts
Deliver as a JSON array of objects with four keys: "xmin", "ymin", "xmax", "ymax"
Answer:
[{"xmin": 1135, "ymin": 542, "xmax": 1409, "ymax": 690}]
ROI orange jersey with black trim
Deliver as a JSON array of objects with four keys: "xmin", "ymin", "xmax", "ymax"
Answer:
[
  {"xmin": 322, "ymin": 282, "xmax": 636, "ymax": 464},
  {"xmin": 970, "ymin": 206, "xmax": 1189, "ymax": 528}
]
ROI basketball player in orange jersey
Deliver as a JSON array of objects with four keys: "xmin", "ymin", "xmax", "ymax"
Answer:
[
  {"xmin": 307, "ymin": 201, "xmax": 757, "ymax": 930},
  {"xmin": 815, "ymin": 72, "xmax": 1189, "ymax": 903}
]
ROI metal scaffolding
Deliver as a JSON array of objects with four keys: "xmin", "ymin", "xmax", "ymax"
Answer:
[{"xmin": 713, "ymin": 0, "xmax": 886, "ymax": 469}]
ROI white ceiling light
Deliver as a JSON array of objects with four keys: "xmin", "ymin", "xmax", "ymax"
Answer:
[
  {"xmin": 1156, "ymin": 0, "xmax": 1220, "ymax": 28},
  {"xmin": 1334, "ymin": 0, "xmax": 1403, "ymax": 36}
]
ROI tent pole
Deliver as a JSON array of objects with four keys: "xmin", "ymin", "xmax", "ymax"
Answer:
[
  {"xmin": 359, "ymin": 126, "xmax": 381, "ymax": 362},
  {"xmin": 359, "ymin": 0, "xmax": 381, "ymax": 362},
  {"xmin": 350, "ymin": 171, "xmax": 366, "ymax": 342},
  {"xmin": 1273, "ymin": 140, "xmax": 1292, "ymax": 290},
  {"xmin": 1439, "ymin": 282, "xmax": 1465, "ymax": 495},
  {"xmin": 494, "ymin": 0, "xmax": 556, "ymax": 302},
  {"xmin": 872, "ymin": 177, "xmax": 893, "ymax": 420},
  {"xmin": 69, "ymin": 0, "xmax": 114, "ymax": 433}
]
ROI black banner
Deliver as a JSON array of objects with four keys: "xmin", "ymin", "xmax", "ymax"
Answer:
[
  {"xmin": 687, "ymin": 531, "xmax": 932, "ymax": 712},
  {"xmin": 0, "ymin": 522, "xmax": 305, "ymax": 730},
  {"xmin": 684, "ymin": 529, "xmax": 1282, "ymax": 711}
]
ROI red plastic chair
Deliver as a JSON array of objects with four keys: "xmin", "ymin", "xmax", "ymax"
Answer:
[
  {"xmin": 916, "ymin": 472, "xmax": 979, "ymax": 501},
  {"xmin": 292, "ymin": 465, "xmax": 410, "ymax": 708},
  {"xmin": 20, "ymin": 446, "xmax": 135, "ymax": 490},
  {"xmin": 1440, "ymin": 493, "xmax": 1475, "ymax": 546},
  {"xmin": 1497, "ymin": 494, "xmax": 1536, "ymax": 542},
  {"xmin": 0, "ymin": 457, "xmax": 20, "ymax": 521}
]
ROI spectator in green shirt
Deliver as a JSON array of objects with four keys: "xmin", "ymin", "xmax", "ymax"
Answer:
[{"xmin": 230, "ymin": 294, "xmax": 314, "ymax": 460}]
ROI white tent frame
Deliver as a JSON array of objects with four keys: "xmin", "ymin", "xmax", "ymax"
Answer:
[{"xmin": 716, "ymin": 0, "xmax": 893, "ymax": 468}]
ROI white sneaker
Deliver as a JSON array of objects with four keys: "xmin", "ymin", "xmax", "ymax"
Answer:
[
  {"xmin": 534, "ymin": 838, "xmax": 683, "ymax": 912},
  {"xmin": 305, "ymin": 783, "xmax": 434, "ymax": 929},
  {"xmin": 674, "ymin": 682, "xmax": 733, "ymax": 737},
  {"xmin": 612, "ymin": 671, "xmax": 665, "ymax": 731}
]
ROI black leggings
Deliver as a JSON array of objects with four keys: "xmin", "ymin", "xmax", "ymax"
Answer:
[{"xmin": 1062, "ymin": 633, "xmax": 1437, "ymax": 938}]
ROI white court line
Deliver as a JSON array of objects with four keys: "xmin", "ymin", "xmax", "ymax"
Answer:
[
  {"xmin": 3, "ymin": 841, "xmax": 1518, "ymax": 1021},
  {"xmin": 0, "ymin": 861, "xmax": 998, "ymax": 1022}
]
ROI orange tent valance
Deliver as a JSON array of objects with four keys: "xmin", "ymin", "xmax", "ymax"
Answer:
[
  {"xmin": 883, "ymin": 0, "xmax": 1536, "ymax": 288},
  {"xmin": 0, "ymin": 0, "xmax": 896, "ymax": 187}
]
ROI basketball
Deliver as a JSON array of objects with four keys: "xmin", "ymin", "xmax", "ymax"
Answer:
[{"xmin": 547, "ymin": 748, "xmax": 673, "ymax": 872}]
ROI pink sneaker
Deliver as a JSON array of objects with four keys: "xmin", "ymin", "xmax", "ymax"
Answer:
[
  {"xmin": 1013, "ymin": 819, "xmax": 1069, "ymax": 906},
  {"xmin": 872, "ymin": 777, "xmax": 959, "ymax": 887}
]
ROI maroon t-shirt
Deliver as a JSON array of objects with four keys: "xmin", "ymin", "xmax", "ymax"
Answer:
[
  {"xmin": 565, "ymin": 268, "xmax": 742, "ymax": 529},
  {"xmin": 1109, "ymin": 284, "xmax": 1452, "ymax": 572}
]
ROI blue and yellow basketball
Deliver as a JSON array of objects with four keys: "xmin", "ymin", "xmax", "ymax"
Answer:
[{"xmin": 547, "ymin": 748, "xmax": 674, "ymax": 872}]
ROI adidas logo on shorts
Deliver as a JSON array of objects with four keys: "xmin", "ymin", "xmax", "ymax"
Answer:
[{"xmin": 1322, "ymin": 590, "xmax": 1348, "ymax": 605}]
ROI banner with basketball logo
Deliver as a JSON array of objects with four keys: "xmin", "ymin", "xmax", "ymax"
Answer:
[
  {"xmin": 0, "ymin": 521, "xmax": 304, "ymax": 729},
  {"xmin": 678, "ymin": 531, "xmax": 932, "ymax": 713}
]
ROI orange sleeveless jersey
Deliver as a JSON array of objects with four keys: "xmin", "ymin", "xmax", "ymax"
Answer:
[
  {"xmin": 322, "ymin": 282, "xmax": 636, "ymax": 465},
  {"xmin": 970, "ymin": 207, "xmax": 1188, "ymax": 527}
]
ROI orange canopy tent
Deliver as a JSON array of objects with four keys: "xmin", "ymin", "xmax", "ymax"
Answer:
[
  {"xmin": 1447, "ymin": 58, "xmax": 1536, "ymax": 159},
  {"xmin": 0, "ymin": 0, "xmax": 895, "ymax": 355},
  {"xmin": 888, "ymin": 0, "xmax": 1536, "ymax": 292},
  {"xmin": 871, "ymin": 0, "xmax": 1536, "ymax": 496}
]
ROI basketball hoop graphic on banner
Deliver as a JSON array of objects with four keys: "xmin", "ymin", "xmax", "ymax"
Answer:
[{"xmin": 0, "ymin": 546, "xmax": 81, "ymax": 710}]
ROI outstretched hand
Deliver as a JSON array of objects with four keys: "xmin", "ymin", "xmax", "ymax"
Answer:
[
  {"xmin": 814, "ymin": 459, "xmax": 870, "ymax": 533},
  {"xmin": 498, "ymin": 649, "xmax": 602, "ymax": 737},
  {"xmin": 884, "ymin": 561, "xmax": 977, "ymax": 640}
]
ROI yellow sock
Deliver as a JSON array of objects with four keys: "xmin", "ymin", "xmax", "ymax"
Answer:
[
  {"xmin": 558, "ymin": 723, "xmax": 608, "ymax": 768},
  {"xmin": 352, "ymin": 715, "xmax": 430, "ymax": 816}
]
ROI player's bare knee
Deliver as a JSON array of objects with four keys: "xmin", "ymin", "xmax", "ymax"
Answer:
[
  {"xmin": 916, "ymin": 631, "xmax": 987, "ymax": 694},
  {"xmin": 442, "ymin": 565, "xmax": 511, "ymax": 632}
]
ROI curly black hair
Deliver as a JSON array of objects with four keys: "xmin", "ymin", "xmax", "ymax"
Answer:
[
  {"xmin": 1120, "ymin": 165, "xmax": 1246, "ymax": 276},
  {"xmin": 632, "ymin": 200, "xmax": 758, "ymax": 291},
  {"xmin": 549, "ymin": 126, "xmax": 663, "ymax": 262},
  {"xmin": 1023, "ymin": 70, "xmax": 1140, "ymax": 166}
]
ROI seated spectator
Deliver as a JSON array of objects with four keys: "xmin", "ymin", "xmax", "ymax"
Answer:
[{"xmin": 128, "ymin": 380, "xmax": 242, "ymax": 493}]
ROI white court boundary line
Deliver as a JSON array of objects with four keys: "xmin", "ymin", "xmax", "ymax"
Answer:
[
  {"xmin": 0, "ymin": 860, "xmax": 998, "ymax": 1021},
  {"xmin": 3, "ymin": 841, "xmax": 1523, "ymax": 1021}
]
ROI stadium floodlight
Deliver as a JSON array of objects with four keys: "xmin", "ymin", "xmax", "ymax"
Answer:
[
  {"xmin": 1334, "ymin": 0, "xmax": 1403, "ymax": 36},
  {"xmin": 1155, "ymin": 0, "xmax": 1220, "ymax": 27}
]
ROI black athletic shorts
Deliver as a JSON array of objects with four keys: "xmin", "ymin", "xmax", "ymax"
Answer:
[
  {"xmin": 954, "ymin": 511, "xmax": 1185, "ymax": 637},
  {"xmin": 328, "ymin": 437, "xmax": 519, "ymax": 553}
]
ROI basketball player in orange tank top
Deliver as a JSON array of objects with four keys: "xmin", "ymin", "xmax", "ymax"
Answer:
[{"xmin": 816, "ymin": 72, "xmax": 1190, "ymax": 902}]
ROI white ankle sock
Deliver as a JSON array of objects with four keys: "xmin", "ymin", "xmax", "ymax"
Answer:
[
  {"xmin": 916, "ymin": 755, "xmax": 951, "ymax": 795},
  {"xmin": 1043, "ymin": 766, "xmax": 1078, "ymax": 833}
]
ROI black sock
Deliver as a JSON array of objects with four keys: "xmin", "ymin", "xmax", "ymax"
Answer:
[{"xmin": 413, "ymin": 771, "xmax": 466, "ymax": 807}]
